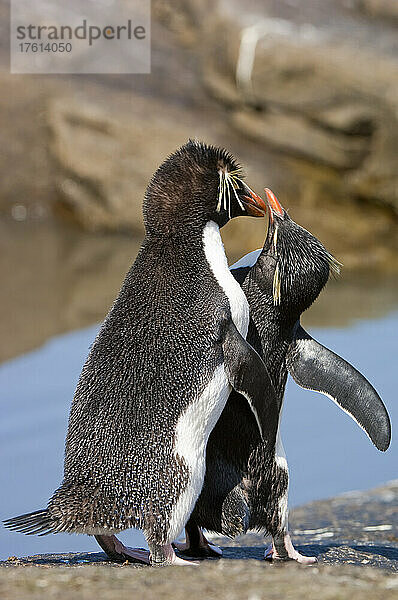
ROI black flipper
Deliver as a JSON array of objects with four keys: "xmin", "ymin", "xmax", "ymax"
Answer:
[
  {"xmin": 286, "ymin": 324, "xmax": 391, "ymax": 452},
  {"xmin": 222, "ymin": 319, "xmax": 279, "ymax": 446}
]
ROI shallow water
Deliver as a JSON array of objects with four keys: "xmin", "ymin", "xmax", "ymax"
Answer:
[{"xmin": 0, "ymin": 310, "xmax": 397, "ymax": 560}]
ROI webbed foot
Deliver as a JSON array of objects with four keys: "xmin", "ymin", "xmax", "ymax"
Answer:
[
  {"xmin": 95, "ymin": 534, "xmax": 150, "ymax": 564},
  {"xmin": 150, "ymin": 543, "xmax": 199, "ymax": 567},
  {"xmin": 264, "ymin": 532, "xmax": 317, "ymax": 565}
]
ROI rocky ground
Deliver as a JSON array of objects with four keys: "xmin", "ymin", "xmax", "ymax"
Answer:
[{"xmin": 1, "ymin": 482, "xmax": 397, "ymax": 599}]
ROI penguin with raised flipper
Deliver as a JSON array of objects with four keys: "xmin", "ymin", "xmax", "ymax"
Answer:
[
  {"xmin": 177, "ymin": 188, "xmax": 391, "ymax": 563},
  {"xmin": 4, "ymin": 141, "xmax": 280, "ymax": 567}
]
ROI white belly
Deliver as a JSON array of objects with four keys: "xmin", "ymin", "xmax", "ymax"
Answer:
[
  {"xmin": 168, "ymin": 221, "xmax": 249, "ymax": 541},
  {"xmin": 168, "ymin": 364, "xmax": 231, "ymax": 541}
]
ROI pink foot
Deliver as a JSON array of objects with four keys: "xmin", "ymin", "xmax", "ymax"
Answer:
[
  {"xmin": 96, "ymin": 535, "xmax": 199, "ymax": 567},
  {"xmin": 152, "ymin": 543, "xmax": 199, "ymax": 567},
  {"xmin": 95, "ymin": 534, "xmax": 150, "ymax": 564},
  {"xmin": 264, "ymin": 533, "xmax": 317, "ymax": 565},
  {"xmin": 114, "ymin": 538, "xmax": 150, "ymax": 564}
]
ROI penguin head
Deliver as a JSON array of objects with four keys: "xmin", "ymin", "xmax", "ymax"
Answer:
[
  {"xmin": 258, "ymin": 189, "xmax": 341, "ymax": 319},
  {"xmin": 143, "ymin": 140, "xmax": 267, "ymax": 236}
]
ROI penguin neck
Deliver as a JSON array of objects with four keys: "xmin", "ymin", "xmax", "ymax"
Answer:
[
  {"xmin": 203, "ymin": 220, "xmax": 249, "ymax": 338},
  {"xmin": 145, "ymin": 223, "xmax": 204, "ymax": 246},
  {"xmin": 144, "ymin": 191, "xmax": 208, "ymax": 240},
  {"xmin": 244, "ymin": 277, "xmax": 297, "ymax": 396}
]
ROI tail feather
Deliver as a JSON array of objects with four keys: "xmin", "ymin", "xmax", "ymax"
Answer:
[{"xmin": 3, "ymin": 509, "xmax": 54, "ymax": 536}]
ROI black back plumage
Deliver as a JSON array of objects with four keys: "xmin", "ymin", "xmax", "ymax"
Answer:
[
  {"xmin": 6, "ymin": 240, "xmax": 226, "ymax": 537},
  {"xmin": 3, "ymin": 140, "xmax": 256, "ymax": 541},
  {"xmin": 56, "ymin": 238, "xmax": 226, "ymax": 536}
]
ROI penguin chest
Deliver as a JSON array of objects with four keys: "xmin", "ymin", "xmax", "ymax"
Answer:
[
  {"xmin": 203, "ymin": 220, "xmax": 249, "ymax": 337},
  {"xmin": 169, "ymin": 365, "xmax": 231, "ymax": 540},
  {"xmin": 168, "ymin": 222, "xmax": 249, "ymax": 539}
]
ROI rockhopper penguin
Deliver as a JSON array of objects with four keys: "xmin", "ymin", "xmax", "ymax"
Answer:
[
  {"xmin": 4, "ymin": 141, "xmax": 279, "ymax": 567},
  {"xmin": 178, "ymin": 189, "xmax": 391, "ymax": 563}
]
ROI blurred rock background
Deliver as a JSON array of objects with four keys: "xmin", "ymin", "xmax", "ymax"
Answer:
[{"xmin": 0, "ymin": 0, "xmax": 397, "ymax": 361}]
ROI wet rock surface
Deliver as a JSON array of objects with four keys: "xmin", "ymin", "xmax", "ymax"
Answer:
[
  {"xmin": 47, "ymin": 98, "xmax": 193, "ymax": 233},
  {"xmin": 201, "ymin": 0, "xmax": 398, "ymax": 215},
  {"xmin": 0, "ymin": 1, "xmax": 397, "ymax": 272},
  {"xmin": 360, "ymin": 0, "xmax": 398, "ymax": 20},
  {"xmin": 1, "ymin": 482, "xmax": 397, "ymax": 598},
  {"xmin": 211, "ymin": 480, "xmax": 398, "ymax": 572}
]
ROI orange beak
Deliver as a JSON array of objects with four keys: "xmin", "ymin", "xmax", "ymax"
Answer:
[
  {"xmin": 264, "ymin": 188, "xmax": 284, "ymax": 219},
  {"xmin": 242, "ymin": 187, "xmax": 268, "ymax": 217}
]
